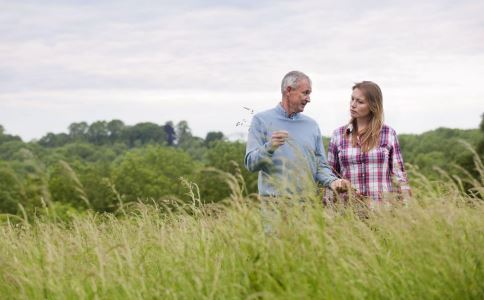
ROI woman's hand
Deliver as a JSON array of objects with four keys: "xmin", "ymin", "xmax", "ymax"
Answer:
[{"xmin": 330, "ymin": 179, "xmax": 351, "ymax": 193}]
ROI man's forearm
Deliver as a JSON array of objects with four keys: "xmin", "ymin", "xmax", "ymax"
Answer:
[{"xmin": 244, "ymin": 142, "xmax": 273, "ymax": 172}]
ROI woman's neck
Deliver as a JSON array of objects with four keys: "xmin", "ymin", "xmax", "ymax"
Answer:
[{"xmin": 355, "ymin": 117, "xmax": 370, "ymax": 134}]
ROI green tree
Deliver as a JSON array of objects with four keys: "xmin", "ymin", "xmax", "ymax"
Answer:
[
  {"xmin": 5, "ymin": 149, "xmax": 49, "ymax": 214},
  {"xmin": 204, "ymin": 131, "xmax": 225, "ymax": 147},
  {"xmin": 0, "ymin": 164, "xmax": 26, "ymax": 214},
  {"xmin": 176, "ymin": 121, "xmax": 192, "ymax": 146},
  {"xmin": 175, "ymin": 121, "xmax": 206, "ymax": 160},
  {"xmin": 107, "ymin": 119, "xmax": 126, "ymax": 143},
  {"xmin": 87, "ymin": 121, "xmax": 109, "ymax": 145},
  {"xmin": 68, "ymin": 122, "xmax": 89, "ymax": 141},
  {"xmin": 78, "ymin": 163, "xmax": 116, "ymax": 212},
  {"xmin": 164, "ymin": 121, "xmax": 176, "ymax": 146},
  {"xmin": 0, "ymin": 140, "xmax": 28, "ymax": 161},
  {"xmin": 123, "ymin": 122, "xmax": 166, "ymax": 147},
  {"xmin": 455, "ymin": 113, "xmax": 484, "ymax": 180},
  {"xmin": 195, "ymin": 141, "xmax": 257, "ymax": 202},
  {"xmin": 111, "ymin": 146, "xmax": 197, "ymax": 202},
  {"xmin": 0, "ymin": 125, "xmax": 22, "ymax": 144},
  {"xmin": 48, "ymin": 161, "xmax": 90, "ymax": 209},
  {"xmin": 38, "ymin": 133, "xmax": 70, "ymax": 147},
  {"xmin": 399, "ymin": 127, "xmax": 481, "ymax": 177}
]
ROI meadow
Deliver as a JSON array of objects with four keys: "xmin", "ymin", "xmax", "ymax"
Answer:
[{"xmin": 1, "ymin": 163, "xmax": 483, "ymax": 300}]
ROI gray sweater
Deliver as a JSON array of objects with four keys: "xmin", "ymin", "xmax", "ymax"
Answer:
[{"xmin": 245, "ymin": 104, "xmax": 337, "ymax": 196}]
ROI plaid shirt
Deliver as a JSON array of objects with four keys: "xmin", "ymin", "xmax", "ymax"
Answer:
[{"xmin": 327, "ymin": 124, "xmax": 410, "ymax": 202}]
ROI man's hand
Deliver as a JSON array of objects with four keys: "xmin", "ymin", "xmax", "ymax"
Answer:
[
  {"xmin": 330, "ymin": 179, "xmax": 351, "ymax": 193},
  {"xmin": 270, "ymin": 130, "xmax": 289, "ymax": 152}
]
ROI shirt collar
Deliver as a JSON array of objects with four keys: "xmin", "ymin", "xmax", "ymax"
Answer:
[
  {"xmin": 346, "ymin": 122, "xmax": 354, "ymax": 134},
  {"xmin": 276, "ymin": 103, "xmax": 299, "ymax": 119}
]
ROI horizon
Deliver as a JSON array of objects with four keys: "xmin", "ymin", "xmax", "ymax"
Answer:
[{"xmin": 1, "ymin": 114, "xmax": 481, "ymax": 143}]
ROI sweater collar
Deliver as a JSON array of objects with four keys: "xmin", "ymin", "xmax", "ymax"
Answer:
[{"xmin": 276, "ymin": 103, "xmax": 299, "ymax": 119}]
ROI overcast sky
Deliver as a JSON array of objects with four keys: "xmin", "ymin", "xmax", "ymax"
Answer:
[{"xmin": 1, "ymin": 0, "xmax": 483, "ymax": 141}]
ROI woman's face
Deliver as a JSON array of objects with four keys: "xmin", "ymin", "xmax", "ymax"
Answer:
[{"xmin": 350, "ymin": 88, "xmax": 371, "ymax": 120}]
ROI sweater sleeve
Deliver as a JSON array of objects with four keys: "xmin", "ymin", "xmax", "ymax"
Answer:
[
  {"xmin": 244, "ymin": 115, "xmax": 274, "ymax": 172},
  {"xmin": 314, "ymin": 127, "xmax": 338, "ymax": 188}
]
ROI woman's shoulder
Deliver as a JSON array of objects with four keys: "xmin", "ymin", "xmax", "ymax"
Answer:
[
  {"xmin": 381, "ymin": 124, "xmax": 397, "ymax": 135},
  {"xmin": 380, "ymin": 124, "xmax": 400, "ymax": 145},
  {"xmin": 332, "ymin": 124, "xmax": 350, "ymax": 136},
  {"xmin": 328, "ymin": 125, "xmax": 350, "ymax": 146}
]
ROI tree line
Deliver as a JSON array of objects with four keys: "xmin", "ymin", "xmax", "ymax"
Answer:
[
  {"xmin": 0, "ymin": 115, "xmax": 482, "ymax": 219},
  {"xmin": 0, "ymin": 121, "xmax": 257, "ymax": 218}
]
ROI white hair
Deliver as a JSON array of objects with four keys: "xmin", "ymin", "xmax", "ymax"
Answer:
[{"xmin": 281, "ymin": 71, "xmax": 311, "ymax": 94}]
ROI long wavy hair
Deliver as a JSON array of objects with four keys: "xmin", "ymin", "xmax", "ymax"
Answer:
[{"xmin": 349, "ymin": 81, "xmax": 384, "ymax": 152}]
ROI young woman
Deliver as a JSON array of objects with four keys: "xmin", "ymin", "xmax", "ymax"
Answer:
[{"xmin": 327, "ymin": 81, "xmax": 411, "ymax": 204}]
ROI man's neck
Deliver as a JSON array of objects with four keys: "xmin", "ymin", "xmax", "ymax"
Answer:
[{"xmin": 280, "ymin": 100, "xmax": 296, "ymax": 116}]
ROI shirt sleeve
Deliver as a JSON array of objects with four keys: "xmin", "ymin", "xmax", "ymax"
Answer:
[
  {"xmin": 327, "ymin": 131, "xmax": 341, "ymax": 176},
  {"xmin": 244, "ymin": 115, "xmax": 274, "ymax": 172},
  {"xmin": 315, "ymin": 127, "xmax": 338, "ymax": 188},
  {"xmin": 389, "ymin": 129, "xmax": 411, "ymax": 192}
]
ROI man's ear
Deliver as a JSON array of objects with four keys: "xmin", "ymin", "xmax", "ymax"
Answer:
[{"xmin": 284, "ymin": 86, "xmax": 292, "ymax": 96}]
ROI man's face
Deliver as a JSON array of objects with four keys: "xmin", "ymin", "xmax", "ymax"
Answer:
[{"xmin": 286, "ymin": 79, "xmax": 311, "ymax": 114}]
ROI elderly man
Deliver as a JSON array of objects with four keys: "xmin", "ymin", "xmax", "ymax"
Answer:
[{"xmin": 245, "ymin": 71, "xmax": 349, "ymax": 198}]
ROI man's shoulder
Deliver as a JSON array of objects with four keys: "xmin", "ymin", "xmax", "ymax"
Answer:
[
  {"xmin": 254, "ymin": 107, "xmax": 277, "ymax": 117},
  {"xmin": 252, "ymin": 107, "xmax": 278, "ymax": 122}
]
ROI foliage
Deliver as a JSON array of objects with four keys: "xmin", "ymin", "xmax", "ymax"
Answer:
[
  {"xmin": 0, "ymin": 125, "xmax": 22, "ymax": 144},
  {"xmin": 111, "ymin": 146, "xmax": 198, "ymax": 203},
  {"xmin": 164, "ymin": 121, "xmax": 176, "ymax": 146},
  {"xmin": 0, "ymin": 117, "xmax": 483, "ymax": 216},
  {"xmin": 195, "ymin": 141, "xmax": 258, "ymax": 202},
  {"xmin": 204, "ymin": 131, "xmax": 225, "ymax": 147},
  {"xmin": 0, "ymin": 163, "xmax": 26, "ymax": 214},
  {"xmin": 48, "ymin": 161, "xmax": 91, "ymax": 210},
  {"xmin": 399, "ymin": 127, "xmax": 482, "ymax": 176}
]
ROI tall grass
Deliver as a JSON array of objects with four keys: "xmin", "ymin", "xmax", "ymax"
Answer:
[{"xmin": 1, "ymin": 164, "xmax": 483, "ymax": 299}]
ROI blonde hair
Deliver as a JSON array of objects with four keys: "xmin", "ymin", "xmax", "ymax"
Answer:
[{"xmin": 349, "ymin": 81, "xmax": 384, "ymax": 152}]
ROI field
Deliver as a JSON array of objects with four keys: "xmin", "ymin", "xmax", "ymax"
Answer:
[{"xmin": 1, "ymin": 166, "xmax": 483, "ymax": 300}]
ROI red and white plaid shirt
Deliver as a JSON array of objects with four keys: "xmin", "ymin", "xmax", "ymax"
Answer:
[{"xmin": 327, "ymin": 124, "xmax": 410, "ymax": 202}]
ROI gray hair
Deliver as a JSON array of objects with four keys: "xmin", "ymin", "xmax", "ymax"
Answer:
[{"xmin": 281, "ymin": 71, "xmax": 311, "ymax": 94}]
